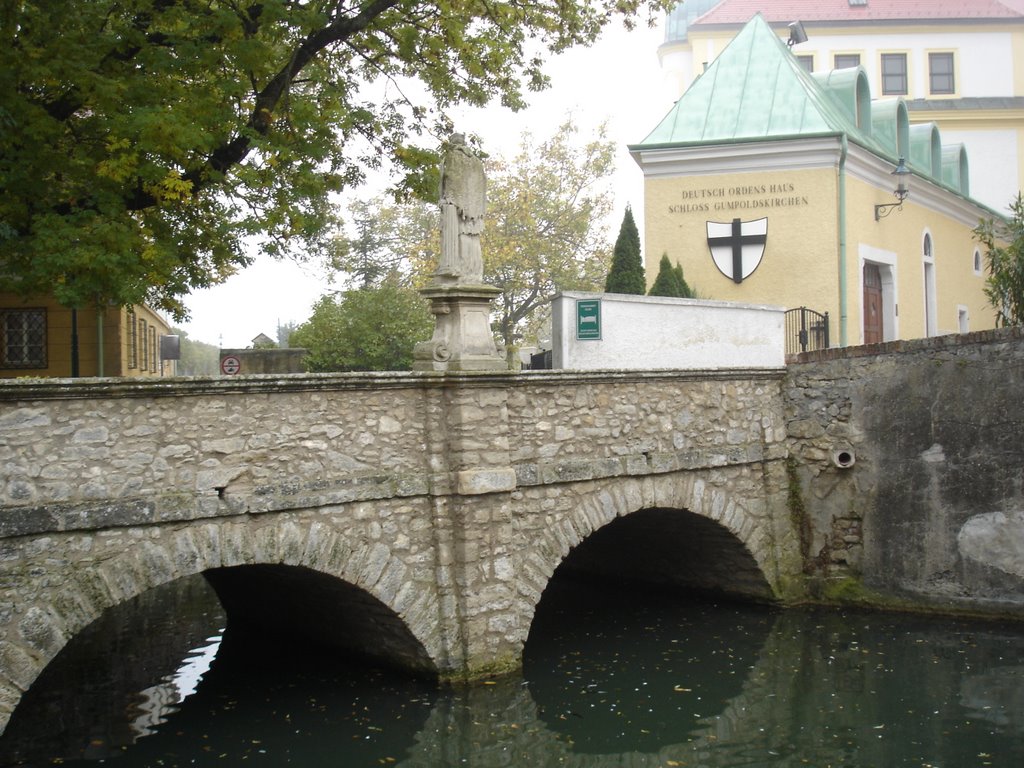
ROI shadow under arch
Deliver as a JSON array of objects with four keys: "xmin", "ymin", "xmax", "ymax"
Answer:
[
  {"xmin": 0, "ymin": 517, "xmax": 442, "ymax": 737},
  {"xmin": 204, "ymin": 563, "xmax": 436, "ymax": 675},
  {"xmin": 553, "ymin": 506, "xmax": 774, "ymax": 600},
  {"xmin": 518, "ymin": 498, "xmax": 779, "ymax": 756},
  {"xmin": 516, "ymin": 472, "xmax": 781, "ymax": 638},
  {"xmin": 0, "ymin": 572, "xmax": 441, "ymax": 766}
]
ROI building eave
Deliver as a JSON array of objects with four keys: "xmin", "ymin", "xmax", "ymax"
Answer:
[{"xmin": 629, "ymin": 135, "xmax": 1004, "ymax": 224}]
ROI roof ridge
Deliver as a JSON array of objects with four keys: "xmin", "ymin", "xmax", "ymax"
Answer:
[{"xmin": 636, "ymin": 14, "xmax": 859, "ymax": 148}]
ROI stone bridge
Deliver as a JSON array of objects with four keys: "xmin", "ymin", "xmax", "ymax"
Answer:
[
  {"xmin": 0, "ymin": 367, "xmax": 801, "ymax": 732},
  {"xmin": 2, "ymin": 328, "xmax": 1023, "ymax": 736}
]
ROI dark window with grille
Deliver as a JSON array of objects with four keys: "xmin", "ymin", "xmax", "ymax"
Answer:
[
  {"xmin": 1, "ymin": 308, "xmax": 47, "ymax": 369},
  {"xmin": 929, "ymin": 52, "xmax": 955, "ymax": 94},
  {"xmin": 127, "ymin": 307, "xmax": 138, "ymax": 369},
  {"xmin": 150, "ymin": 327, "xmax": 157, "ymax": 372},
  {"xmin": 881, "ymin": 53, "xmax": 908, "ymax": 95},
  {"xmin": 834, "ymin": 53, "xmax": 860, "ymax": 69},
  {"xmin": 139, "ymin": 318, "xmax": 148, "ymax": 371}
]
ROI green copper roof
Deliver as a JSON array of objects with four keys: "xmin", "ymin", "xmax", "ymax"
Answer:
[
  {"xmin": 638, "ymin": 14, "xmax": 870, "ymax": 148},
  {"xmin": 633, "ymin": 13, "xmax": 985, "ymax": 202}
]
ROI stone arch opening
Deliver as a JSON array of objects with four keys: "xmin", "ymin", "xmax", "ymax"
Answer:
[
  {"xmin": 204, "ymin": 564, "xmax": 437, "ymax": 677},
  {"xmin": 522, "ymin": 505, "xmax": 778, "ymax": 755},
  {"xmin": 547, "ymin": 507, "xmax": 773, "ymax": 602},
  {"xmin": 0, "ymin": 518, "xmax": 445, "ymax": 737},
  {"xmin": 1, "ymin": 570, "xmax": 442, "ymax": 763}
]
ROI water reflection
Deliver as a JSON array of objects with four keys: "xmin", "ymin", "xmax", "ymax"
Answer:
[
  {"xmin": 2, "ymin": 574, "xmax": 1024, "ymax": 767},
  {"xmin": 524, "ymin": 578, "xmax": 777, "ymax": 754}
]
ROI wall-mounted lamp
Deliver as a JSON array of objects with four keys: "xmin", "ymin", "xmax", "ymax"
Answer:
[
  {"xmin": 787, "ymin": 21, "xmax": 808, "ymax": 47},
  {"xmin": 874, "ymin": 157, "xmax": 911, "ymax": 221}
]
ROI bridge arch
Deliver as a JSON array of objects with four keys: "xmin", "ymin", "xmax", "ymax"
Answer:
[
  {"xmin": 1, "ymin": 515, "xmax": 443, "ymax": 732},
  {"xmin": 518, "ymin": 470, "xmax": 782, "ymax": 634}
]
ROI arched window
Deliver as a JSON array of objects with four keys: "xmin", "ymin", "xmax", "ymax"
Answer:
[
  {"xmin": 922, "ymin": 233, "xmax": 937, "ymax": 337},
  {"xmin": 973, "ymin": 248, "xmax": 983, "ymax": 276}
]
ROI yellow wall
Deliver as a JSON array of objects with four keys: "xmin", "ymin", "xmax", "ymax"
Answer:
[
  {"xmin": 641, "ymin": 163, "xmax": 995, "ymax": 346},
  {"xmin": 0, "ymin": 294, "xmax": 172, "ymax": 378},
  {"xmin": 644, "ymin": 167, "xmax": 840, "ymax": 315},
  {"xmin": 844, "ymin": 174, "xmax": 993, "ymax": 342}
]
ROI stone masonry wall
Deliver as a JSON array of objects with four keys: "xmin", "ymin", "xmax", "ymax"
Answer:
[
  {"xmin": 784, "ymin": 328, "xmax": 1024, "ymax": 613},
  {"xmin": 0, "ymin": 368, "xmax": 797, "ymax": 735}
]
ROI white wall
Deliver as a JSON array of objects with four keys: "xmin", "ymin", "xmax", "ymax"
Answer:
[
  {"xmin": 551, "ymin": 292, "xmax": 786, "ymax": 370},
  {"xmin": 940, "ymin": 127, "xmax": 1019, "ymax": 212},
  {"xmin": 788, "ymin": 31, "xmax": 1015, "ymax": 99}
]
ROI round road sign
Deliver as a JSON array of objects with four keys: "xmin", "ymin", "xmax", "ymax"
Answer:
[{"xmin": 220, "ymin": 355, "xmax": 241, "ymax": 375}]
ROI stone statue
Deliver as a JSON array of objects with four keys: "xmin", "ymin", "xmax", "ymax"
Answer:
[
  {"xmin": 413, "ymin": 131, "xmax": 504, "ymax": 371},
  {"xmin": 437, "ymin": 133, "xmax": 485, "ymax": 284}
]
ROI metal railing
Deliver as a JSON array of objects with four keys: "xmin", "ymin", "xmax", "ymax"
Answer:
[{"xmin": 785, "ymin": 307, "xmax": 830, "ymax": 356}]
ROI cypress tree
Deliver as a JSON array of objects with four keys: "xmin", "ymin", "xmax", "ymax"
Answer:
[
  {"xmin": 648, "ymin": 253, "xmax": 695, "ymax": 298},
  {"xmin": 673, "ymin": 262, "xmax": 694, "ymax": 298},
  {"xmin": 649, "ymin": 253, "xmax": 682, "ymax": 296},
  {"xmin": 604, "ymin": 206, "xmax": 646, "ymax": 294}
]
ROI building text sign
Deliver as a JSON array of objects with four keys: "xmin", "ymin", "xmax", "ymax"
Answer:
[{"xmin": 669, "ymin": 181, "xmax": 809, "ymax": 214}]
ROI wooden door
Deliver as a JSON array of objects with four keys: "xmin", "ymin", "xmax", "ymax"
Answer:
[{"xmin": 863, "ymin": 263, "xmax": 883, "ymax": 344}]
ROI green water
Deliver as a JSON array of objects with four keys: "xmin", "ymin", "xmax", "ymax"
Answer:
[{"xmin": 2, "ymin": 575, "xmax": 1023, "ymax": 767}]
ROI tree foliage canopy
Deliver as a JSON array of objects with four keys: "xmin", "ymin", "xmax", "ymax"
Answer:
[
  {"xmin": 975, "ymin": 193, "xmax": 1024, "ymax": 327},
  {"xmin": 604, "ymin": 205, "xmax": 645, "ymax": 294},
  {"xmin": 289, "ymin": 278, "xmax": 433, "ymax": 371},
  {"xmin": 328, "ymin": 118, "xmax": 616, "ymax": 347},
  {"xmin": 484, "ymin": 120, "xmax": 615, "ymax": 346},
  {"xmin": 648, "ymin": 253, "xmax": 693, "ymax": 298},
  {"xmin": 1, "ymin": 0, "xmax": 666, "ymax": 318}
]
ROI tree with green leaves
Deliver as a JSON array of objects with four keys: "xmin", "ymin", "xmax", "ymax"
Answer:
[
  {"xmin": 648, "ymin": 253, "xmax": 693, "ymax": 298},
  {"xmin": 328, "ymin": 118, "xmax": 616, "ymax": 348},
  {"xmin": 289, "ymin": 279, "xmax": 433, "ymax": 371},
  {"xmin": 484, "ymin": 120, "xmax": 615, "ymax": 347},
  {"xmin": 172, "ymin": 329, "xmax": 220, "ymax": 376},
  {"xmin": 1, "ymin": 0, "xmax": 667, "ymax": 319},
  {"xmin": 975, "ymin": 193, "xmax": 1024, "ymax": 327},
  {"xmin": 329, "ymin": 196, "xmax": 439, "ymax": 289},
  {"xmin": 604, "ymin": 206, "xmax": 645, "ymax": 294}
]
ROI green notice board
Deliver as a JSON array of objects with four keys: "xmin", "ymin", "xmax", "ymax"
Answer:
[{"xmin": 576, "ymin": 299, "xmax": 601, "ymax": 340}]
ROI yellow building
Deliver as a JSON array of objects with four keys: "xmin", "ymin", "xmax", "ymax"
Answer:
[
  {"xmin": 0, "ymin": 295, "xmax": 174, "ymax": 378},
  {"xmin": 631, "ymin": 14, "xmax": 1003, "ymax": 349}
]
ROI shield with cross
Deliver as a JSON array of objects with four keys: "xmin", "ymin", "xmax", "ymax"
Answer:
[{"xmin": 706, "ymin": 217, "xmax": 768, "ymax": 284}]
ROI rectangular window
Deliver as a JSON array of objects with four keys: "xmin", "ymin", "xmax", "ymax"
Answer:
[
  {"xmin": 881, "ymin": 53, "xmax": 908, "ymax": 95},
  {"xmin": 127, "ymin": 307, "xmax": 137, "ymax": 369},
  {"xmin": 150, "ymin": 327, "xmax": 157, "ymax": 372},
  {"xmin": 929, "ymin": 52, "xmax": 955, "ymax": 95},
  {"xmin": 796, "ymin": 55, "xmax": 814, "ymax": 73},
  {"xmin": 139, "ymin": 318, "xmax": 148, "ymax": 372},
  {"xmin": 834, "ymin": 53, "xmax": 860, "ymax": 69},
  {"xmin": 1, "ymin": 308, "xmax": 47, "ymax": 369}
]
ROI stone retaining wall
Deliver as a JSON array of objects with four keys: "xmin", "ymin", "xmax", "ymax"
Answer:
[{"xmin": 784, "ymin": 327, "xmax": 1024, "ymax": 611}]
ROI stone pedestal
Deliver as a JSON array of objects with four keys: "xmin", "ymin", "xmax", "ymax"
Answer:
[{"xmin": 413, "ymin": 285, "xmax": 507, "ymax": 372}]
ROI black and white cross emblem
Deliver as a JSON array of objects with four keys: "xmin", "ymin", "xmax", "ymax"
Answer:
[{"xmin": 706, "ymin": 217, "xmax": 768, "ymax": 284}]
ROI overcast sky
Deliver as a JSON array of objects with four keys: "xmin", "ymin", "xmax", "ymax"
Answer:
[{"xmin": 179, "ymin": 18, "xmax": 672, "ymax": 348}]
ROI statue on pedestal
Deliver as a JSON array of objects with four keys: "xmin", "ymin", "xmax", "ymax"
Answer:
[
  {"xmin": 435, "ymin": 133, "xmax": 485, "ymax": 285},
  {"xmin": 413, "ymin": 132, "xmax": 505, "ymax": 372}
]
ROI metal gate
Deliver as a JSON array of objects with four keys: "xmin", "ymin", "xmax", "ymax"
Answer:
[{"xmin": 785, "ymin": 307, "xmax": 830, "ymax": 355}]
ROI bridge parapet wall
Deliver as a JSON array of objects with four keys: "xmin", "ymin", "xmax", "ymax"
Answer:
[
  {"xmin": 0, "ymin": 374, "xmax": 440, "ymax": 537},
  {"xmin": 506, "ymin": 371, "xmax": 788, "ymax": 485}
]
